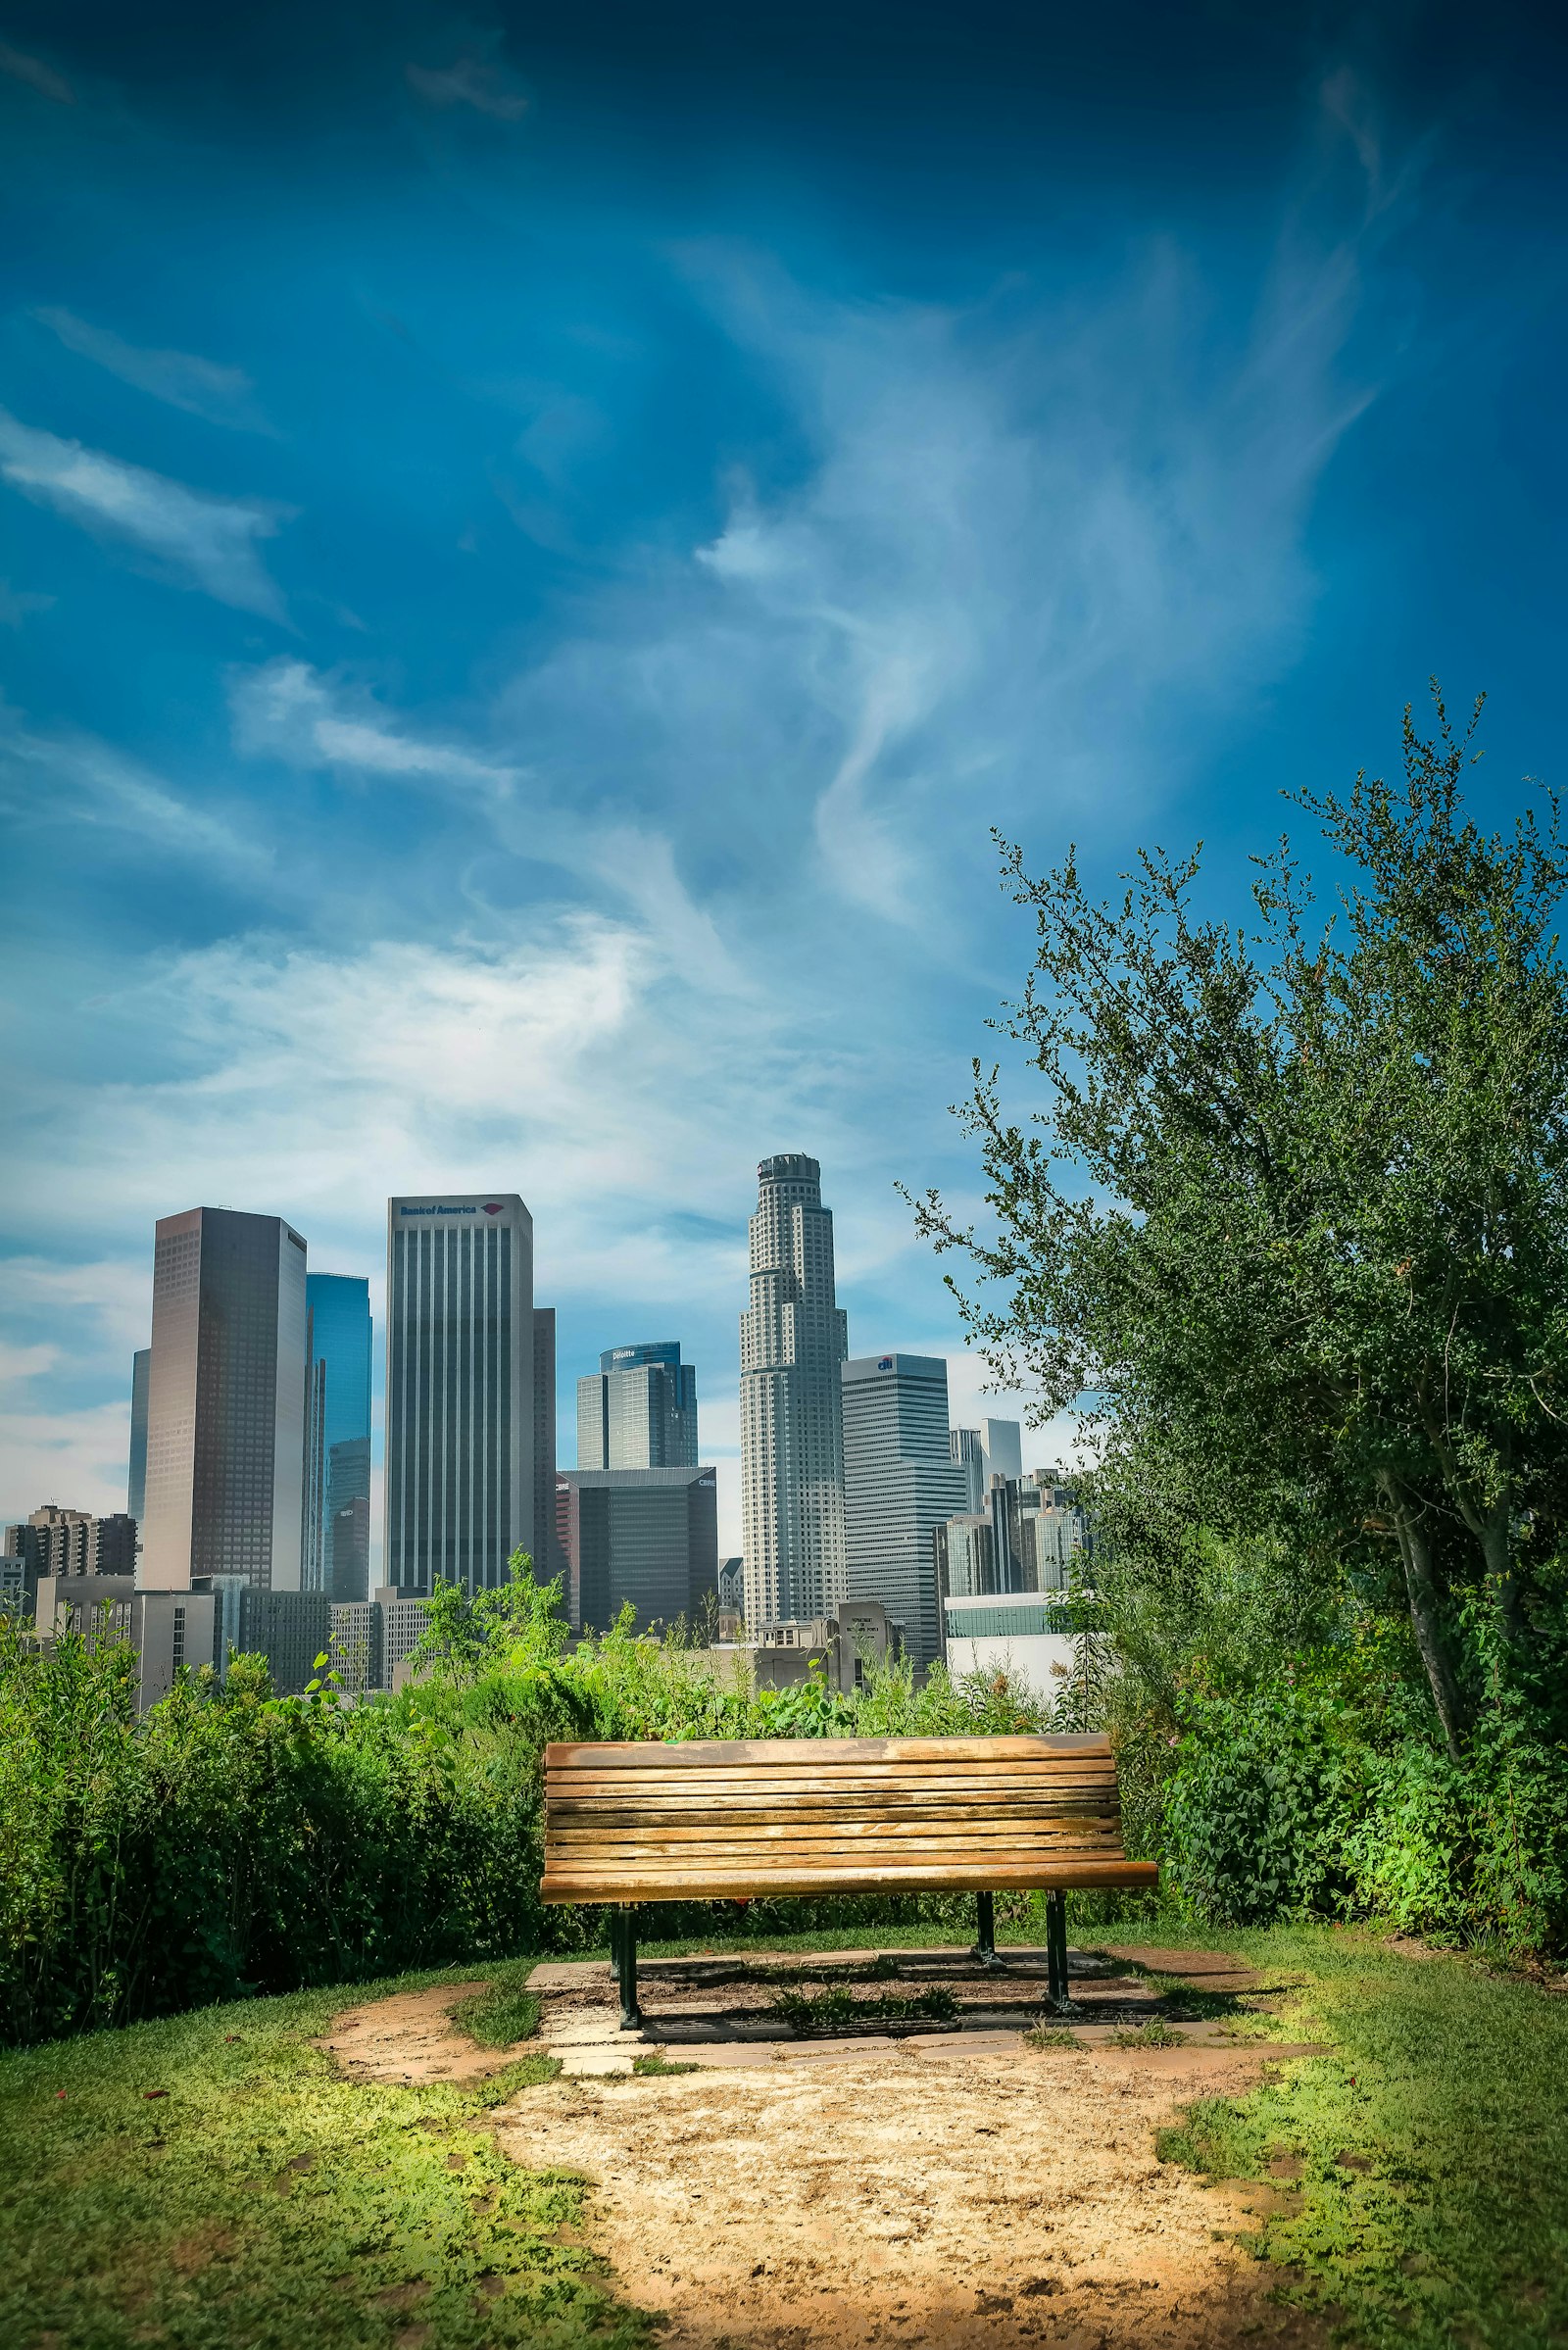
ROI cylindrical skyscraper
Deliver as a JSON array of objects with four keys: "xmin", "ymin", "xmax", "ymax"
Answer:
[{"xmin": 739, "ymin": 1153, "xmax": 849, "ymax": 1629}]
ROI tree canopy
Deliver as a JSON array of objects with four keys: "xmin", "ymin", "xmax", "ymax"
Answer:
[{"xmin": 913, "ymin": 694, "xmax": 1568, "ymax": 1753}]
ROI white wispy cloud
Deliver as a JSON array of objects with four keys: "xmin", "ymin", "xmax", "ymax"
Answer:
[
  {"xmin": 0, "ymin": 408, "xmax": 292, "ymax": 619},
  {"xmin": 405, "ymin": 55, "xmax": 528, "ymax": 121},
  {"xmin": 0, "ymin": 40, "xmax": 73, "ymax": 104},
  {"xmin": 35, "ymin": 308, "xmax": 277, "ymax": 435},
  {"xmin": 0, "ymin": 710, "xmax": 272, "ymax": 882},
  {"xmin": 229, "ymin": 659, "xmax": 520, "ymax": 797}
]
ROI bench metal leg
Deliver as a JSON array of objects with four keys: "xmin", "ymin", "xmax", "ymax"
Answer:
[
  {"xmin": 615, "ymin": 1903, "xmax": 644, "ymax": 2031},
  {"xmin": 1046, "ymin": 1889, "xmax": 1070, "ymax": 2007},
  {"xmin": 970, "ymin": 1889, "xmax": 1002, "ymax": 1968}
]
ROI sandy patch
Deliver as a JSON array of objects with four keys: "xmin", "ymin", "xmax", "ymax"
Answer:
[
  {"xmin": 318, "ymin": 1982, "xmax": 535, "ymax": 2083},
  {"xmin": 323, "ymin": 1948, "xmax": 1324, "ymax": 2346}
]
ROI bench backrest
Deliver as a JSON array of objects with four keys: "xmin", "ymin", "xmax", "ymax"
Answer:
[{"xmin": 541, "ymin": 1732, "xmax": 1150, "ymax": 1904}]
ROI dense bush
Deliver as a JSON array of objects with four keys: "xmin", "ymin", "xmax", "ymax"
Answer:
[{"xmin": 0, "ymin": 1575, "xmax": 1053, "ymax": 2047}]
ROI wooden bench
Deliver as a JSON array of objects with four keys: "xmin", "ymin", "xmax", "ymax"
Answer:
[{"xmin": 541, "ymin": 1731, "xmax": 1156, "ymax": 2027}]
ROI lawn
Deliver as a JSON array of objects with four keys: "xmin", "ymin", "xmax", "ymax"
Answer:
[
  {"xmin": 3, "ymin": 1920, "xmax": 1566, "ymax": 2350},
  {"xmin": 0, "ymin": 1959, "xmax": 650, "ymax": 2350}
]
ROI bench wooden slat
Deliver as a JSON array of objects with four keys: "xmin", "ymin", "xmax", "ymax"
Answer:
[
  {"xmin": 540, "ymin": 1731, "xmax": 1152, "ymax": 1908},
  {"xmin": 542, "ymin": 1861, "xmax": 1158, "ymax": 1898},
  {"xmin": 545, "ymin": 1735, "xmax": 1111, "ymax": 1767}
]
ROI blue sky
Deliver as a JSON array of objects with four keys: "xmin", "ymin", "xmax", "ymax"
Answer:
[{"xmin": 3, "ymin": 0, "xmax": 1567, "ymax": 1556}]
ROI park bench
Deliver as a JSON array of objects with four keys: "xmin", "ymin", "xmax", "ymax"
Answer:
[{"xmin": 541, "ymin": 1732, "xmax": 1156, "ymax": 2028}]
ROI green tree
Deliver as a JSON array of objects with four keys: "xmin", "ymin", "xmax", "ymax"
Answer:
[
  {"xmin": 911, "ymin": 694, "xmax": 1568, "ymax": 1754},
  {"xmin": 407, "ymin": 1552, "xmax": 568, "ymax": 1688}
]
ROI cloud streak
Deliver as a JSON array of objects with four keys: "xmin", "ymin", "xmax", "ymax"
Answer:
[
  {"xmin": 36, "ymin": 309, "xmax": 277, "ymax": 436},
  {"xmin": 0, "ymin": 408, "xmax": 292, "ymax": 619}
]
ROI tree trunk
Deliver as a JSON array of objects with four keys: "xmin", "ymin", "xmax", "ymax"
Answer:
[
  {"xmin": 1476, "ymin": 1501, "xmax": 1527, "ymax": 1649},
  {"xmin": 1382, "ymin": 1473, "xmax": 1467, "ymax": 1757}
]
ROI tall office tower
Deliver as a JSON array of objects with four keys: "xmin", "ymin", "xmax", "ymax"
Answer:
[
  {"xmin": 305, "ymin": 1274, "xmax": 372, "ymax": 1601},
  {"xmin": 532, "ymin": 1306, "xmax": 566, "ymax": 1588},
  {"xmin": 576, "ymin": 1341, "xmax": 698, "ymax": 1469},
  {"xmin": 739, "ymin": 1153, "xmax": 849, "ymax": 1628},
  {"xmin": 140, "ymin": 1207, "xmax": 309, "ymax": 1592},
  {"xmin": 949, "ymin": 1417, "xmax": 1024, "ymax": 1513},
  {"xmin": 302, "ymin": 1347, "xmax": 326, "ymax": 1591},
  {"xmin": 127, "ymin": 1348, "xmax": 151, "ymax": 1525},
  {"xmin": 383, "ymin": 1194, "xmax": 535, "ymax": 1594},
  {"xmin": 556, "ymin": 1465, "xmax": 718, "ymax": 1634},
  {"xmin": 843, "ymin": 1353, "xmax": 968, "ymax": 1668}
]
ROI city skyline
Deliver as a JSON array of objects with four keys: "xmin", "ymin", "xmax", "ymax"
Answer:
[
  {"xmin": 6, "ymin": 8, "xmax": 1562, "ymax": 1574},
  {"xmin": 1, "ymin": 1166, "xmax": 1040, "ymax": 1565}
]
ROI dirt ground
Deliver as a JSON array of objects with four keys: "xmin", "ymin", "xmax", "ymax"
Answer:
[{"xmin": 324, "ymin": 1947, "xmax": 1324, "ymax": 2350}]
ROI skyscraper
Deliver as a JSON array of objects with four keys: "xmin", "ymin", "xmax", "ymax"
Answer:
[
  {"xmin": 305, "ymin": 1273, "xmax": 372, "ymax": 1601},
  {"xmin": 949, "ymin": 1417, "xmax": 1024, "ymax": 1512},
  {"xmin": 739, "ymin": 1153, "xmax": 849, "ymax": 1627},
  {"xmin": 383, "ymin": 1193, "xmax": 536, "ymax": 1594},
  {"xmin": 576, "ymin": 1341, "xmax": 698, "ymax": 1469},
  {"xmin": 532, "ymin": 1304, "xmax": 564, "ymax": 1590},
  {"xmin": 556, "ymin": 1464, "xmax": 719, "ymax": 1634},
  {"xmin": 127, "ymin": 1347, "xmax": 150, "ymax": 1526},
  {"xmin": 140, "ymin": 1206, "xmax": 309, "ymax": 1591},
  {"xmin": 843, "ymin": 1353, "xmax": 968, "ymax": 1667}
]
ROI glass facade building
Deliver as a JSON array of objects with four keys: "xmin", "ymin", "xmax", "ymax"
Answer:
[
  {"xmin": 127, "ymin": 1347, "xmax": 151, "ymax": 1526},
  {"xmin": 140, "ymin": 1207, "xmax": 309, "ymax": 1592},
  {"xmin": 576, "ymin": 1339, "xmax": 698, "ymax": 1470},
  {"xmin": 739, "ymin": 1154, "xmax": 849, "ymax": 1628},
  {"xmin": 305, "ymin": 1273, "xmax": 372, "ymax": 1601},
  {"xmin": 842, "ymin": 1353, "xmax": 968, "ymax": 1668},
  {"xmin": 383, "ymin": 1194, "xmax": 538, "ymax": 1594}
]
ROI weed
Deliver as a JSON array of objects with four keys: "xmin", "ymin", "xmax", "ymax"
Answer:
[
  {"xmin": 771, "ymin": 1984, "xmax": 960, "ymax": 2033},
  {"xmin": 1022, "ymin": 2024, "xmax": 1081, "ymax": 2051},
  {"xmin": 628, "ymin": 2052, "xmax": 703, "ymax": 2078},
  {"xmin": 1108, "ymin": 2017, "xmax": 1189, "ymax": 2047}
]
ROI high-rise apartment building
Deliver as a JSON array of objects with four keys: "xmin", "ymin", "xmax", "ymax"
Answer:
[
  {"xmin": 128, "ymin": 1348, "xmax": 151, "ymax": 1525},
  {"xmin": 556, "ymin": 1465, "xmax": 718, "ymax": 1633},
  {"xmin": 949, "ymin": 1418, "xmax": 1024, "ymax": 1512},
  {"xmin": 7, "ymin": 1504, "xmax": 138, "ymax": 1582},
  {"xmin": 576, "ymin": 1340, "xmax": 698, "ymax": 1470},
  {"xmin": 739, "ymin": 1153, "xmax": 849, "ymax": 1627},
  {"xmin": 304, "ymin": 1273, "xmax": 372, "ymax": 1601},
  {"xmin": 140, "ymin": 1207, "xmax": 309, "ymax": 1591},
  {"xmin": 843, "ymin": 1353, "xmax": 967, "ymax": 1667},
  {"xmin": 383, "ymin": 1193, "xmax": 538, "ymax": 1594}
]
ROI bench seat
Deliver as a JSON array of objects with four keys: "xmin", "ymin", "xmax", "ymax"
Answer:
[{"xmin": 542, "ymin": 1732, "xmax": 1155, "ymax": 2022}]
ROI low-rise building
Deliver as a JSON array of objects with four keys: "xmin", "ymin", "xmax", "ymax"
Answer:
[{"xmin": 940, "ymin": 1592, "xmax": 1078, "ymax": 1705}]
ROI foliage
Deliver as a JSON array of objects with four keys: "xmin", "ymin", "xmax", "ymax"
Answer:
[
  {"xmin": 0, "ymin": 1963, "xmax": 644, "ymax": 2350},
  {"xmin": 0, "ymin": 1563, "xmax": 1056, "ymax": 2048},
  {"xmin": 912, "ymin": 692, "xmax": 1568, "ymax": 1754}
]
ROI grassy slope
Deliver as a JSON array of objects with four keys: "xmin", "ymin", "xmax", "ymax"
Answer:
[
  {"xmin": 5, "ymin": 1922, "xmax": 1567, "ymax": 2350},
  {"xmin": 1135, "ymin": 1925, "xmax": 1568, "ymax": 2350},
  {"xmin": 0, "ymin": 1963, "xmax": 651, "ymax": 2350}
]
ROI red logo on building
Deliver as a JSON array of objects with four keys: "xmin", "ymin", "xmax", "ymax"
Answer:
[{"xmin": 482, "ymin": 1201, "xmax": 506, "ymax": 1215}]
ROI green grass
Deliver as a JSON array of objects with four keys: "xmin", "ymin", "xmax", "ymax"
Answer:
[
  {"xmin": 443, "ymin": 1965, "xmax": 542, "ymax": 2050},
  {"xmin": 627, "ymin": 2052, "xmax": 703, "ymax": 2078},
  {"xmin": 0, "ymin": 1966, "xmax": 649, "ymax": 2350},
  {"xmin": 1150, "ymin": 1926, "xmax": 1568, "ymax": 2350}
]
